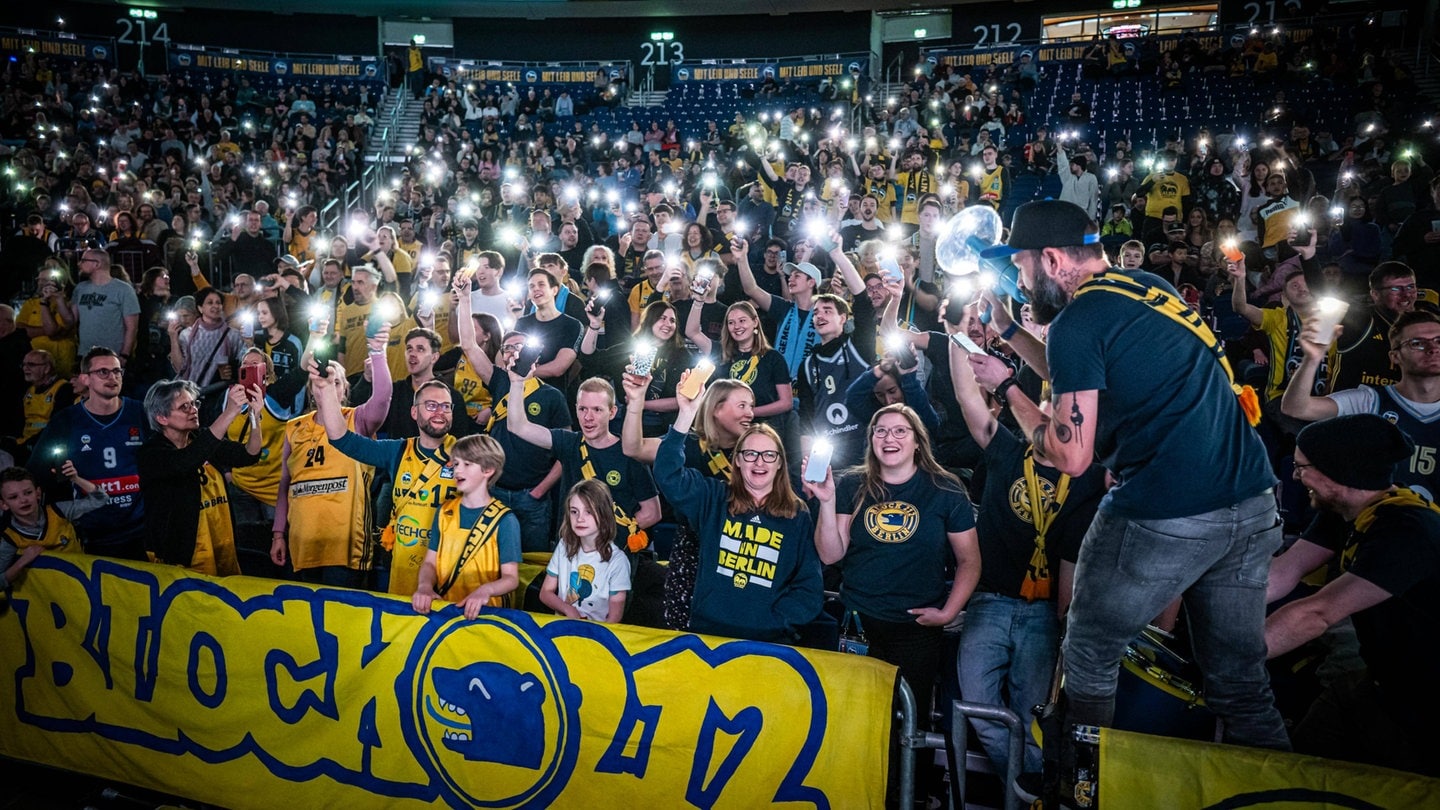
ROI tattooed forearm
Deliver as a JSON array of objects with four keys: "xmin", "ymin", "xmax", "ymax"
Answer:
[{"xmin": 1069, "ymin": 396, "xmax": 1085, "ymax": 446}]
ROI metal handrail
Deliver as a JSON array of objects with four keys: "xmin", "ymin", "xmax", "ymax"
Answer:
[{"xmin": 949, "ymin": 700, "xmax": 1026, "ymax": 810}]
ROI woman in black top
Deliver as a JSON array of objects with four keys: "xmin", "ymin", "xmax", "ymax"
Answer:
[{"xmin": 633, "ymin": 301, "xmax": 692, "ymax": 437}]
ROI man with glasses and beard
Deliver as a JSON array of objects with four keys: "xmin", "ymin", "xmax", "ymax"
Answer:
[
  {"xmin": 317, "ymin": 366, "xmax": 460, "ymax": 598},
  {"xmin": 29, "ymin": 348, "xmax": 152, "ymax": 561},
  {"xmin": 969, "ymin": 200, "xmax": 1289, "ymax": 802}
]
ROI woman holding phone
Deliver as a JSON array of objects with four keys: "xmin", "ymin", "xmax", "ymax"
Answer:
[
  {"xmin": 622, "ymin": 374, "xmax": 756, "ymax": 630},
  {"xmin": 632, "ymin": 301, "xmax": 691, "ymax": 437},
  {"xmin": 652, "ymin": 372, "xmax": 822, "ymax": 643},
  {"xmin": 803, "ymin": 404, "xmax": 981, "ymax": 794}
]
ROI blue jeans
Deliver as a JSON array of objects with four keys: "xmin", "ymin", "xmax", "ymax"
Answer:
[
  {"xmin": 492, "ymin": 485, "xmax": 554, "ymax": 553},
  {"xmin": 958, "ymin": 593, "xmax": 1059, "ymax": 775},
  {"xmin": 1062, "ymin": 491, "xmax": 1290, "ymax": 750}
]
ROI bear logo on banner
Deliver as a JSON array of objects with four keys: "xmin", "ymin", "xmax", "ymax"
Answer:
[{"xmin": 429, "ymin": 662, "xmax": 547, "ymax": 768}]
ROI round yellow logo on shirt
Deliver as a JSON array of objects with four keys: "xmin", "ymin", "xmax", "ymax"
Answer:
[
  {"xmin": 864, "ymin": 502, "xmax": 919, "ymax": 544},
  {"xmin": 527, "ymin": 403, "xmax": 541, "ymax": 416},
  {"xmin": 1008, "ymin": 476, "xmax": 1057, "ymax": 526},
  {"xmin": 605, "ymin": 471, "xmax": 621, "ymax": 486}
]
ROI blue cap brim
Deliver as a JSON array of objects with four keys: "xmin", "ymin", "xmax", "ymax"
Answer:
[{"xmin": 980, "ymin": 244, "xmax": 1020, "ymax": 260}]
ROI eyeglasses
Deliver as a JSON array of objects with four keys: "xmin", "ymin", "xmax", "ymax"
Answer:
[
  {"xmin": 1380, "ymin": 284, "xmax": 1418, "ymax": 294},
  {"xmin": 872, "ymin": 425, "xmax": 913, "ymax": 440},
  {"xmin": 1400, "ymin": 337, "xmax": 1440, "ymax": 352},
  {"xmin": 421, "ymin": 401, "xmax": 453, "ymax": 413},
  {"xmin": 88, "ymin": 367, "xmax": 124, "ymax": 378},
  {"xmin": 737, "ymin": 449, "xmax": 781, "ymax": 463},
  {"xmin": 171, "ymin": 399, "xmax": 200, "ymax": 412},
  {"xmin": 1293, "ymin": 462, "xmax": 1315, "ymax": 477}
]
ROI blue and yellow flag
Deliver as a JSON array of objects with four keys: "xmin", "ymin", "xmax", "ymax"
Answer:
[
  {"xmin": 0, "ymin": 554, "xmax": 896, "ymax": 808},
  {"xmin": 1101, "ymin": 728, "xmax": 1440, "ymax": 809}
]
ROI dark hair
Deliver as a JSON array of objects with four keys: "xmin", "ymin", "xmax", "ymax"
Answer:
[
  {"xmin": 257, "ymin": 295, "xmax": 291, "ymax": 334},
  {"xmin": 1369, "ymin": 261, "xmax": 1415, "ymax": 290},
  {"xmin": 0, "ymin": 466, "xmax": 38, "ymax": 489},
  {"xmin": 528, "ymin": 268, "xmax": 560, "ymax": 288},
  {"xmin": 82, "ymin": 346, "xmax": 120, "ymax": 373},
  {"xmin": 196, "ymin": 287, "xmax": 225, "ymax": 308},
  {"xmin": 404, "ymin": 327, "xmax": 442, "ymax": 353},
  {"xmin": 584, "ymin": 262, "xmax": 613, "ymax": 286}
]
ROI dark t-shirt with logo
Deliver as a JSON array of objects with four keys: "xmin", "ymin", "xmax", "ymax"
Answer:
[{"xmin": 834, "ymin": 469, "xmax": 974, "ymax": 622}]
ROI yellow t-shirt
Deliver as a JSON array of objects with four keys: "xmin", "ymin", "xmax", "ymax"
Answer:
[
  {"xmin": 1141, "ymin": 171, "xmax": 1191, "ymax": 219},
  {"xmin": 225, "ymin": 401, "xmax": 287, "ymax": 506},
  {"xmin": 1258, "ymin": 306, "xmax": 1337, "ymax": 402},
  {"xmin": 453, "ymin": 353, "xmax": 493, "ymax": 420},
  {"xmin": 16, "ymin": 298, "xmax": 76, "ymax": 377},
  {"xmin": 0, "ymin": 504, "xmax": 83, "ymax": 554},
  {"xmin": 334, "ymin": 299, "xmax": 374, "ymax": 378},
  {"xmin": 287, "ymin": 227, "xmax": 317, "ymax": 264},
  {"xmin": 192, "ymin": 461, "xmax": 241, "ymax": 577},
  {"xmin": 432, "ymin": 497, "xmax": 508, "ymax": 606},
  {"xmin": 22, "ymin": 378, "xmax": 67, "ymax": 443}
]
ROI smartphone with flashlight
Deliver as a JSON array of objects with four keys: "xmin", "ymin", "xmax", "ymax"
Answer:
[
  {"xmin": 366, "ymin": 302, "xmax": 390, "ymax": 340},
  {"xmin": 949, "ymin": 332, "xmax": 988, "ymax": 355},
  {"xmin": 632, "ymin": 343, "xmax": 659, "ymax": 377},
  {"xmin": 803, "ymin": 439, "xmax": 833, "ymax": 484},
  {"xmin": 312, "ymin": 338, "xmax": 336, "ymax": 377}
]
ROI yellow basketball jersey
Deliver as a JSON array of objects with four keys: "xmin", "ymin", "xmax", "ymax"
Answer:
[
  {"xmin": 22, "ymin": 378, "xmax": 67, "ymax": 443},
  {"xmin": 284, "ymin": 409, "xmax": 375, "ymax": 572},
  {"xmin": 0, "ymin": 504, "xmax": 83, "ymax": 554},
  {"xmin": 453, "ymin": 354, "xmax": 493, "ymax": 420},
  {"xmin": 225, "ymin": 401, "xmax": 286, "ymax": 506},
  {"xmin": 386, "ymin": 436, "xmax": 457, "ymax": 597},
  {"xmin": 433, "ymin": 497, "xmax": 508, "ymax": 607}
]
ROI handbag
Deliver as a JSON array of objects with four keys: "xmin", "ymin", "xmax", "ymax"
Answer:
[{"xmin": 838, "ymin": 610, "xmax": 869, "ymax": 656}]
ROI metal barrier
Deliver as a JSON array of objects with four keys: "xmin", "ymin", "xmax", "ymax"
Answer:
[{"xmin": 949, "ymin": 701, "xmax": 1026, "ymax": 810}]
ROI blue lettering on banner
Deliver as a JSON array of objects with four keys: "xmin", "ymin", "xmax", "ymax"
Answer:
[{"xmin": 5, "ymin": 555, "xmax": 864, "ymax": 808}]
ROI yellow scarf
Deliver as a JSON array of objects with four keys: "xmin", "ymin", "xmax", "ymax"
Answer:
[
  {"xmin": 1075, "ymin": 271, "xmax": 1262, "ymax": 427},
  {"xmin": 1019, "ymin": 450, "xmax": 1071, "ymax": 601},
  {"xmin": 487, "ymin": 377, "xmax": 542, "ymax": 432}
]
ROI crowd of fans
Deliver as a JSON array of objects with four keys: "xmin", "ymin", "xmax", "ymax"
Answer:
[{"xmin": 0, "ymin": 15, "xmax": 1437, "ymax": 798}]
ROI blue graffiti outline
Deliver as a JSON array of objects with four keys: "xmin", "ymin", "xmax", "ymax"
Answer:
[
  {"xmin": 544, "ymin": 620, "xmax": 832, "ymax": 809},
  {"xmin": 13, "ymin": 557, "xmax": 840, "ymax": 809},
  {"xmin": 13, "ymin": 556, "xmax": 438, "ymax": 803}
]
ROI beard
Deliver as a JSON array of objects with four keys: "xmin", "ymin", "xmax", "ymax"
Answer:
[
  {"xmin": 419, "ymin": 420, "xmax": 451, "ymax": 440},
  {"xmin": 1026, "ymin": 270, "xmax": 1071, "ymax": 325}
]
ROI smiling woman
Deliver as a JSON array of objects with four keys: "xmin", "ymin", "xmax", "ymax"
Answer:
[
  {"xmin": 804, "ymin": 402, "xmax": 981, "ymax": 799},
  {"xmin": 650, "ymin": 372, "xmax": 823, "ymax": 644}
]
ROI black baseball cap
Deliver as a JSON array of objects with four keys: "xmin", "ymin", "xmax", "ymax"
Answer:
[{"xmin": 982, "ymin": 200, "xmax": 1100, "ymax": 260}]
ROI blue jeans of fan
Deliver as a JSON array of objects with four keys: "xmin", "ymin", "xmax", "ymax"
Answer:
[
  {"xmin": 957, "ymin": 593, "xmax": 1060, "ymax": 776},
  {"xmin": 1061, "ymin": 490, "xmax": 1291, "ymax": 750}
]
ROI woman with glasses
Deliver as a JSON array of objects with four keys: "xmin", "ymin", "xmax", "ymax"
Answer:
[
  {"xmin": 623, "ymin": 374, "xmax": 757, "ymax": 630},
  {"xmin": 804, "ymin": 403, "xmax": 981, "ymax": 795},
  {"xmin": 137, "ymin": 379, "xmax": 264, "ymax": 576},
  {"xmin": 652, "ymin": 372, "xmax": 822, "ymax": 643}
]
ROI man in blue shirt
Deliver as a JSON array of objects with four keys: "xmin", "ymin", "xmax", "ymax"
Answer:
[{"xmin": 972, "ymin": 200, "xmax": 1289, "ymax": 797}]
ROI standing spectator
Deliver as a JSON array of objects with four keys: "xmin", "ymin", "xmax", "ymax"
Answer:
[
  {"xmin": 70, "ymin": 248, "xmax": 139, "ymax": 365},
  {"xmin": 973, "ymin": 202, "xmax": 1289, "ymax": 803},
  {"xmin": 138, "ymin": 379, "xmax": 263, "ymax": 575},
  {"xmin": 169, "ymin": 288, "xmax": 246, "ymax": 415},
  {"xmin": 1057, "ymin": 141, "xmax": 1099, "ymax": 218},
  {"xmin": 219, "ymin": 210, "xmax": 279, "ymax": 281},
  {"xmin": 28, "ymin": 348, "xmax": 150, "ymax": 561}
]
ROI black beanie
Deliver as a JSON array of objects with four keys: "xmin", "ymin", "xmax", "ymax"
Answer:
[{"xmin": 1296, "ymin": 414, "xmax": 1413, "ymax": 490}]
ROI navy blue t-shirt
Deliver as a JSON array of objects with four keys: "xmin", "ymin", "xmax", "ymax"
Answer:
[{"xmin": 1047, "ymin": 269, "xmax": 1276, "ymax": 518}]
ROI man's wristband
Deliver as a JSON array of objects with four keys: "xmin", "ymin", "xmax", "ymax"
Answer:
[
  {"xmin": 993, "ymin": 376, "xmax": 1020, "ymax": 405},
  {"xmin": 999, "ymin": 321, "xmax": 1019, "ymax": 341}
]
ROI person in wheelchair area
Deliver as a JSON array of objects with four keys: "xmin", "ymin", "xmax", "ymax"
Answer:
[{"xmin": 1265, "ymin": 414, "xmax": 1440, "ymax": 777}]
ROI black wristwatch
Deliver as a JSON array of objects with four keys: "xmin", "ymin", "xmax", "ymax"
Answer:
[{"xmin": 993, "ymin": 376, "xmax": 1020, "ymax": 405}]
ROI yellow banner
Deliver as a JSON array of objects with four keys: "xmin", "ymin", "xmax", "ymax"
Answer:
[
  {"xmin": 1, "ymin": 555, "xmax": 894, "ymax": 808},
  {"xmin": 1101, "ymin": 728, "xmax": 1440, "ymax": 809}
]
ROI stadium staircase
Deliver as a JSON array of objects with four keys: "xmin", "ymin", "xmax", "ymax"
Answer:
[{"xmin": 366, "ymin": 91, "xmax": 422, "ymax": 164}]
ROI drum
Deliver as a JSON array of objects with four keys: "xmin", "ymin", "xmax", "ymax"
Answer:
[{"xmin": 1113, "ymin": 627, "xmax": 1217, "ymax": 741}]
